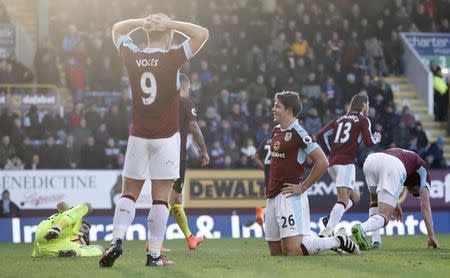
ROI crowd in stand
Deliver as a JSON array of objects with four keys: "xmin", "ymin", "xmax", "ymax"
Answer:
[{"xmin": 0, "ymin": 0, "xmax": 449, "ymax": 170}]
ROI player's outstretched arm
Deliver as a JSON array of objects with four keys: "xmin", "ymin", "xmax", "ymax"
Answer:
[
  {"xmin": 112, "ymin": 18, "xmax": 145, "ymax": 45},
  {"xmin": 189, "ymin": 120, "xmax": 209, "ymax": 166},
  {"xmin": 419, "ymin": 188, "xmax": 439, "ymax": 248}
]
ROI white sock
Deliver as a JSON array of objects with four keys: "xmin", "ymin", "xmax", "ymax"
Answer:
[
  {"xmin": 369, "ymin": 207, "xmax": 381, "ymax": 243},
  {"xmin": 326, "ymin": 202, "xmax": 346, "ymax": 231},
  {"xmin": 345, "ymin": 199, "xmax": 353, "ymax": 212},
  {"xmin": 361, "ymin": 215, "xmax": 385, "ymax": 233},
  {"xmin": 148, "ymin": 203, "xmax": 170, "ymax": 258},
  {"xmin": 112, "ymin": 197, "xmax": 136, "ymax": 241},
  {"xmin": 301, "ymin": 236, "xmax": 339, "ymax": 255}
]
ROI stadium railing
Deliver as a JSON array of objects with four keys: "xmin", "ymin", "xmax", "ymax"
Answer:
[{"xmin": 400, "ymin": 32, "xmax": 434, "ymax": 115}]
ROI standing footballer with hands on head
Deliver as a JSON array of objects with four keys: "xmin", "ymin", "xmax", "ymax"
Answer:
[{"xmin": 100, "ymin": 13, "xmax": 208, "ymax": 267}]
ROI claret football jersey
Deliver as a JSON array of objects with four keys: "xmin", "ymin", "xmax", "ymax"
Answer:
[
  {"xmin": 266, "ymin": 119, "xmax": 319, "ymax": 198},
  {"xmin": 115, "ymin": 36, "xmax": 193, "ymax": 139},
  {"xmin": 316, "ymin": 112, "xmax": 379, "ymax": 165}
]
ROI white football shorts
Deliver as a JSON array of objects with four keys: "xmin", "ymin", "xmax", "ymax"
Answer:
[
  {"xmin": 122, "ymin": 133, "xmax": 180, "ymax": 180},
  {"xmin": 265, "ymin": 192, "xmax": 311, "ymax": 241},
  {"xmin": 328, "ymin": 164, "xmax": 356, "ymax": 189},
  {"xmin": 363, "ymin": 152, "xmax": 406, "ymax": 208}
]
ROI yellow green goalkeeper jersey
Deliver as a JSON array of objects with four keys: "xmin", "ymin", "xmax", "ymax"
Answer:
[{"xmin": 31, "ymin": 203, "xmax": 100, "ymax": 257}]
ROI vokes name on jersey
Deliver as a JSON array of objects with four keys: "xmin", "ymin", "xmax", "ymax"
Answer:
[{"xmin": 136, "ymin": 58, "xmax": 159, "ymax": 67}]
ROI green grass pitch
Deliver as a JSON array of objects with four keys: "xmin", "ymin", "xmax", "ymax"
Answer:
[{"xmin": 1, "ymin": 235, "xmax": 449, "ymax": 278}]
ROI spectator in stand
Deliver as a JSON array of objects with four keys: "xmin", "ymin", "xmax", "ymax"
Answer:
[
  {"xmin": 23, "ymin": 105, "xmax": 44, "ymax": 139},
  {"xmin": 400, "ymin": 106, "xmax": 416, "ymax": 129},
  {"xmin": 411, "ymin": 122, "xmax": 429, "ymax": 155},
  {"xmin": 340, "ymin": 31, "xmax": 361, "ymax": 71},
  {"xmin": 9, "ymin": 115, "xmax": 27, "ymax": 147},
  {"xmin": 42, "ymin": 108, "xmax": 66, "ymax": 140},
  {"xmin": 322, "ymin": 77, "xmax": 343, "ymax": 109},
  {"xmin": 360, "ymin": 75, "xmax": 378, "ymax": 102},
  {"xmin": 72, "ymin": 118, "xmax": 92, "ymax": 147},
  {"xmin": 291, "ymin": 32, "xmax": 309, "ymax": 57},
  {"xmin": 210, "ymin": 140, "xmax": 225, "ymax": 168},
  {"xmin": 0, "ymin": 190, "xmax": 20, "ymax": 218},
  {"xmin": 438, "ymin": 18, "xmax": 450, "ymax": 33},
  {"xmin": 254, "ymin": 122, "xmax": 271, "ymax": 145},
  {"xmin": 304, "ymin": 107, "xmax": 322, "ymax": 135},
  {"xmin": 62, "ymin": 25, "xmax": 80, "ymax": 54},
  {"xmin": 246, "ymin": 74, "xmax": 268, "ymax": 109},
  {"xmin": 341, "ymin": 73, "xmax": 359, "ymax": 104},
  {"xmin": 225, "ymin": 140, "xmax": 241, "ymax": 167},
  {"xmin": 364, "ymin": 36, "xmax": 388, "ymax": 77},
  {"xmin": 39, "ymin": 136, "xmax": 64, "ymax": 169},
  {"xmin": 328, "ymin": 32, "xmax": 344, "ymax": 62},
  {"xmin": 80, "ymin": 136, "xmax": 104, "ymax": 169},
  {"xmin": 70, "ymin": 103, "xmax": 84, "ymax": 129},
  {"xmin": 66, "ymin": 56, "xmax": 86, "ymax": 92},
  {"xmin": 62, "ymin": 135, "xmax": 80, "ymax": 169},
  {"xmin": 26, "ymin": 153, "xmax": 41, "ymax": 170},
  {"xmin": 104, "ymin": 104, "xmax": 128, "ymax": 140},
  {"xmin": 0, "ymin": 135, "xmax": 16, "ymax": 168},
  {"xmin": 393, "ymin": 120, "xmax": 411, "ymax": 149},
  {"xmin": 424, "ymin": 138, "xmax": 447, "ymax": 169},
  {"xmin": 384, "ymin": 31, "xmax": 404, "ymax": 75},
  {"xmin": 15, "ymin": 137, "xmax": 35, "ymax": 167},
  {"xmin": 228, "ymin": 103, "xmax": 246, "ymax": 134},
  {"xmin": 34, "ymin": 41, "xmax": 60, "ymax": 85},
  {"xmin": 0, "ymin": 106, "xmax": 14, "ymax": 136},
  {"xmin": 412, "ymin": 3, "xmax": 433, "ymax": 32},
  {"xmin": 219, "ymin": 120, "xmax": 233, "ymax": 147},
  {"xmin": 104, "ymin": 137, "xmax": 120, "ymax": 169},
  {"xmin": 4, "ymin": 154, "xmax": 24, "ymax": 170},
  {"xmin": 85, "ymin": 104, "xmax": 102, "ymax": 132},
  {"xmin": 376, "ymin": 77, "xmax": 394, "ymax": 107},
  {"xmin": 2, "ymin": 60, "xmax": 17, "ymax": 83},
  {"xmin": 199, "ymin": 60, "xmax": 213, "ymax": 85},
  {"xmin": 240, "ymin": 137, "xmax": 257, "ymax": 164},
  {"xmin": 94, "ymin": 122, "xmax": 110, "ymax": 146}
]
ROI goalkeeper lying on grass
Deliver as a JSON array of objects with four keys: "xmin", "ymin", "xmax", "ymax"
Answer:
[{"xmin": 32, "ymin": 202, "xmax": 105, "ymax": 257}]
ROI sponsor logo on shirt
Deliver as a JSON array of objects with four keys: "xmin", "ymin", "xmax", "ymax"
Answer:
[
  {"xmin": 271, "ymin": 152, "xmax": 286, "ymax": 158},
  {"xmin": 273, "ymin": 141, "xmax": 281, "ymax": 151}
]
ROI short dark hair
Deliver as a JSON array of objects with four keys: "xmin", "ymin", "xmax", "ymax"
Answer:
[
  {"xmin": 347, "ymin": 93, "xmax": 368, "ymax": 114},
  {"xmin": 274, "ymin": 91, "xmax": 302, "ymax": 117}
]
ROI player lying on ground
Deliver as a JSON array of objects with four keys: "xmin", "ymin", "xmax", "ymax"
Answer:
[
  {"xmin": 265, "ymin": 91, "xmax": 360, "ymax": 256},
  {"xmin": 315, "ymin": 93, "xmax": 381, "ymax": 238},
  {"xmin": 352, "ymin": 148, "xmax": 439, "ymax": 250},
  {"xmin": 32, "ymin": 202, "xmax": 104, "ymax": 257}
]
